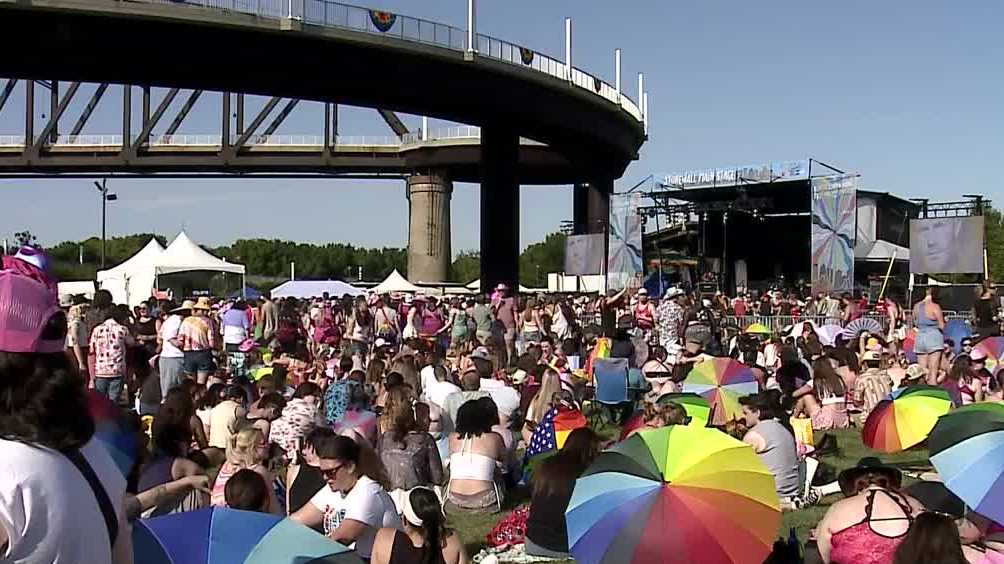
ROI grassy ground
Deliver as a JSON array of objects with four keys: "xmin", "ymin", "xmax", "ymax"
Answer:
[{"xmin": 449, "ymin": 427, "xmax": 933, "ymax": 559}]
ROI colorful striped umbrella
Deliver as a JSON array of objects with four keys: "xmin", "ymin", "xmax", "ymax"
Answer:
[
  {"xmin": 744, "ymin": 323, "xmax": 772, "ymax": 335},
  {"xmin": 862, "ymin": 385, "xmax": 953, "ymax": 453},
  {"xmin": 566, "ymin": 426, "xmax": 780, "ymax": 564},
  {"xmin": 929, "ymin": 403, "xmax": 1004, "ymax": 524},
  {"xmin": 656, "ymin": 392, "xmax": 711, "ymax": 426},
  {"xmin": 682, "ymin": 358, "xmax": 759, "ymax": 426},
  {"xmin": 974, "ymin": 337, "xmax": 1004, "ymax": 375},
  {"xmin": 525, "ymin": 406, "xmax": 588, "ymax": 471},
  {"xmin": 87, "ymin": 389, "xmax": 139, "ymax": 477},
  {"xmin": 133, "ymin": 507, "xmax": 362, "ymax": 564}
]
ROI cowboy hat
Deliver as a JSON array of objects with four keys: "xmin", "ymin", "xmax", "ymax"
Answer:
[
  {"xmin": 172, "ymin": 300, "xmax": 196, "ymax": 314},
  {"xmin": 192, "ymin": 297, "xmax": 212, "ymax": 311},
  {"xmin": 838, "ymin": 457, "xmax": 902, "ymax": 496}
]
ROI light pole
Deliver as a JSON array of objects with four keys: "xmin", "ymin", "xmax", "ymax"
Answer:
[{"xmin": 93, "ymin": 179, "xmax": 117, "ymax": 269}]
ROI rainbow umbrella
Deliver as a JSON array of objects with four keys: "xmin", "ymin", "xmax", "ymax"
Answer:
[
  {"xmin": 974, "ymin": 337, "xmax": 1004, "ymax": 375},
  {"xmin": 566, "ymin": 426, "xmax": 780, "ymax": 564},
  {"xmin": 682, "ymin": 358, "xmax": 759, "ymax": 425},
  {"xmin": 862, "ymin": 385, "xmax": 953, "ymax": 453},
  {"xmin": 656, "ymin": 392, "xmax": 711, "ymax": 426},
  {"xmin": 929, "ymin": 403, "xmax": 1004, "ymax": 524},
  {"xmin": 744, "ymin": 323, "xmax": 772, "ymax": 336},
  {"xmin": 526, "ymin": 406, "xmax": 588, "ymax": 467},
  {"xmin": 133, "ymin": 507, "xmax": 362, "ymax": 564},
  {"xmin": 87, "ymin": 389, "xmax": 139, "ymax": 477}
]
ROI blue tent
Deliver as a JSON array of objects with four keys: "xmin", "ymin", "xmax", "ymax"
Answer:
[{"xmin": 230, "ymin": 286, "xmax": 262, "ymax": 301}]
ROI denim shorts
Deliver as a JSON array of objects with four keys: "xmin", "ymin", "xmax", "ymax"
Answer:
[{"xmin": 183, "ymin": 349, "xmax": 216, "ymax": 373}]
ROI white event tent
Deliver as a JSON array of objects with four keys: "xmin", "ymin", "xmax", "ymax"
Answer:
[
  {"xmin": 97, "ymin": 232, "xmax": 246, "ymax": 306},
  {"xmin": 96, "ymin": 238, "xmax": 165, "ymax": 307},
  {"xmin": 270, "ymin": 280, "xmax": 364, "ymax": 299},
  {"xmin": 372, "ymin": 269, "xmax": 420, "ymax": 294}
]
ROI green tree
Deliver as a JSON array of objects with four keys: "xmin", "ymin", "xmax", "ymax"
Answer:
[
  {"xmin": 450, "ymin": 250, "xmax": 480, "ymax": 284},
  {"xmin": 519, "ymin": 232, "xmax": 566, "ymax": 287}
]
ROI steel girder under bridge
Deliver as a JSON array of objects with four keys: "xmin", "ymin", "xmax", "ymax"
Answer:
[{"xmin": 0, "ymin": 79, "xmax": 574, "ymax": 181}]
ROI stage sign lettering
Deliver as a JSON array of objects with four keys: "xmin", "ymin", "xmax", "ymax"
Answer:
[
  {"xmin": 660, "ymin": 159, "xmax": 808, "ymax": 189},
  {"xmin": 811, "ymin": 174, "xmax": 857, "ymax": 295}
]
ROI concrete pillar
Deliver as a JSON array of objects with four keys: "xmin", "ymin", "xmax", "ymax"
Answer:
[
  {"xmin": 480, "ymin": 126, "xmax": 520, "ymax": 293},
  {"xmin": 573, "ymin": 181, "xmax": 610, "ymax": 234},
  {"xmin": 407, "ymin": 171, "xmax": 453, "ymax": 283}
]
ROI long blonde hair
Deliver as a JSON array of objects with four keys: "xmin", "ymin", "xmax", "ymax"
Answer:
[
  {"xmin": 226, "ymin": 427, "xmax": 266, "ymax": 468},
  {"xmin": 528, "ymin": 369, "xmax": 562, "ymax": 422}
]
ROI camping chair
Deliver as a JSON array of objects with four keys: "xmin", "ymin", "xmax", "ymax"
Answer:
[{"xmin": 592, "ymin": 358, "xmax": 631, "ymax": 425}]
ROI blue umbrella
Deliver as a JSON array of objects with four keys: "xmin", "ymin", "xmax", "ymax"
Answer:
[
  {"xmin": 929, "ymin": 404, "xmax": 1004, "ymax": 525},
  {"xmin": 943, "ymin": 319, "xmax": 972, "ymax": 354},
  {"xmin": 133, "ymin": 508, "xmax": 362, "ymax": 564}
]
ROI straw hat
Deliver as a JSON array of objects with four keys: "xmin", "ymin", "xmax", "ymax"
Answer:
[
  {"xmin": 172, "ymin": 300, "xmax": 196, "ymax": 314},
  {"xmin": 192, "ymin": 297, "xmax": 212, "ymax": 311}
]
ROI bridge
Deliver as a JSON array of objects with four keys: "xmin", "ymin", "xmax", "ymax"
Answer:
[{"xmin": 0, "ymin": 0, "xmax": 648, "ymax": 289}]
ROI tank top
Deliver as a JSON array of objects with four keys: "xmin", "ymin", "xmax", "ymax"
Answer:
[
  {"xmin": 750, "ymin": 420, "xmax": 800, "ymax": 497},
  {"xmin": 830, "ymin": 489, "xmax": 915, "ymax": 564},
  {"xmin": 635, "ymin": 302, "xmax": 654, "ymax": 329},
  {"xmin": 389, "ymin": 530, "xmax": 434, "ymax": 564},
  {"xmin": 420, "ymin": 309, "xmax": 444, "ymax": 336},
  {"xmin": 451, "ymin": 309, "xmax": 469, "ymax": 338},
  {"xmin": 915, "ymin": 302, "xmax": 939, "ymax": 329}
]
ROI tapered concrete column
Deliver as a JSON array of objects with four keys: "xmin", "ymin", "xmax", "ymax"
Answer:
[
  {"xmin": 480, "ymin": 126, "xmax": 520, "ymax": 293},
  {"xmin": 407, "ymin": 171, "xmax": 453, "ymax": 283}
]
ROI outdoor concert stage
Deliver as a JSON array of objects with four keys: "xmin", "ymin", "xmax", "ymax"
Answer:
[{"xmin": 645, "ymin": 159, "xmax": 919, "ymax": 296}]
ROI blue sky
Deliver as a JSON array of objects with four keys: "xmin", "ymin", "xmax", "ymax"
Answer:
[{"xmin": 1, "ymin": 0, "xmax": 1001, "ymax": 254}]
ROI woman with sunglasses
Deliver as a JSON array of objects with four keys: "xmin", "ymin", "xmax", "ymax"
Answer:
[{"xmin": 291, "ymin": 435, "xmax": 399, "ymax": 561}]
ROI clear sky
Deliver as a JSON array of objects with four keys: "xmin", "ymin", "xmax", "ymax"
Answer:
[{"xmin": 1, "ymin": 0, "xmax": 1001, "ymax": 253}]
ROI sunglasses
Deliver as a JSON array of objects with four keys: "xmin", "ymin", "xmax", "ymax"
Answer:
[{"xmin": 321, "ymin": 463, "xmax": 346, "ymax": 481}]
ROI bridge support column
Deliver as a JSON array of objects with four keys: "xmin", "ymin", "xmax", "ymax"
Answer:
[
  {"xmin": 480, "ymin": 126, "xmax": 520, "ymax": 293},
  {"xmin": 407, "ymin": 171, "xmax": 453, "ymax": 283},
  {"xmin": 573, "ymin": 181, "xmax": 610, "ymax": 235}
]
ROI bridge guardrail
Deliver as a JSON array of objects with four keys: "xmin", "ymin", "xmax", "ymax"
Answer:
[{"xmin": 136, "ymin": 0, "xmax": 643, "ymax": 124}]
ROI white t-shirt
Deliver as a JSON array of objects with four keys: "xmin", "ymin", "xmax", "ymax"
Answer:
[
  {"xmin": 208, "ymin": 400, "xmax": 243, "ymax": 449},
  {"xmin": 309, "ymin": 475, "xmax": 400, "ymax": 559},
  {"xmin": 420, "ymin": 365, "xmax": 437, "ymax": 397},
  {"xmin": 0, "ymin": 438, "xmax": 126, "ymax": 564},
  {"xmin": 159, "ymin": 314, "xmax": 184, "ymax": 358},
  {"xmin": 425, "ymin": 379, "xmax": 461, "ymax": 410}
]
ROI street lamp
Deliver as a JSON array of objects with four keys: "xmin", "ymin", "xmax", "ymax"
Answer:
[{"xmin": 94, "ymin": 179, "xmax": 117, "ymax": 269}]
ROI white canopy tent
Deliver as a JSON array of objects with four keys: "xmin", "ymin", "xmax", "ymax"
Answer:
[
  {"xmin": 155, "ymin": 231, "xmax": 245, "ymax": 276},
  {"xmin": 372, "ymin": 269, "xmax": 420, "ymax": 294},
  {"xmin": 270, "ymin": 280, "xmax": 365, "ymax": 299},
  {"xmin": 96, "ymin": 238, "xmax": 165, "ymax": 307}
]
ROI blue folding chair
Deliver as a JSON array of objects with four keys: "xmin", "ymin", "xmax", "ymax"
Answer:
[{"xmin": 592, "ymin": 358, "xmax": 631, "ymax": 425}]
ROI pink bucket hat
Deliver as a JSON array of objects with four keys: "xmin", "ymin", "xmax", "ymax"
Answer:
[{"xmin": 0, "ymin": 269, "xmax": 65, "ymax": 354}]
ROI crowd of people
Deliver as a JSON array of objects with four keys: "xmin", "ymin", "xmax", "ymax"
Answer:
[{"xmin": 2, "ymin": 242, "xmax": 1003, "ymax": 564}]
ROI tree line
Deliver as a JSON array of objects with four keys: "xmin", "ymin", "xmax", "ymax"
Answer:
[{"xmin": 8, "ymin": 231, "xmax": 568, "ymax": 287}]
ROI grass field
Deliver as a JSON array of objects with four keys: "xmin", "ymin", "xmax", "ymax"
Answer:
[{"xmin": 448, "ymin": 427, "xmax": 933, "ymax": 559}]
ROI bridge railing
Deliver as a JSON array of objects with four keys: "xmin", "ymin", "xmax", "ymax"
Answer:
[
  {"xmin": 136, "ymin": 0, "xmax": 642, "ymax": 124},
  {"xmin": 0, "ymin": 135, "xmax": 26, "ymax": 146}
]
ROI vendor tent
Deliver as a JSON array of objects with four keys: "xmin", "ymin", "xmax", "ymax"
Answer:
[
  {"xmin": 270, "ymin": 280, "xmax": 364, "ymax": 299},
  {"xmin": 155, "ymin": 231, "xmax": 245, "ymax": 277},
  {"xmin": 96, "ymin": 238, "xmax": 165, "ymax": 307},
  {"xmin": 372, "ymin": 269, "xmax": 420, "ymax": 294},
  {"xmin": 58, "ymin": 281, "xmax": 96, "ymax": 302}
]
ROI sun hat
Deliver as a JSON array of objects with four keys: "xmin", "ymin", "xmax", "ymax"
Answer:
[
  {"xmin": 905, "ymin": 481, "xmax": 965, "ymax": 519},
  {"xmin": 970, "ymin": 348, "xmax": 988, "ymax": 362},
  {"xmin": 495, "ymin": 283, "xmax": 509, "ymax": 291},
  {"xmin": 664, "ymin": 287, "xmax": 684, "ymax": 299},
  {"xmin": 837, "ymin": 457, "xmax": 902, "ymax": 496},
  {"xmin": 192, "ymin": 297, "xmax": 212, "ymax": 311},
  {"xmin": 172, "ymin": 300, "xmax": 195, "ymax": 314},
  {"xmin": 0, "ymin": 269, "xmax": 65, "ymax": 354},
  {"xmin": 238, "ymin": 338, "xmax": 257, "ymax": 353},
  {"xmin": 905, "ymin": 364, "xmax": 928, "ymax": 382}
]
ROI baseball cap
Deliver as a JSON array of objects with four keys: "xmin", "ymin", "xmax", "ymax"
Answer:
[
  {"xmin": 470, "ymin": 347, "xmax": 491, "ymax": 361},
  {"xmin": 0, "ymin": 269, "xmax": 65, "ymax": 354},
  {"xmin": 862, "ymin": 350, "xmax": 881, "ymax": 362},
  {"xmin": 664, "ymin": 287, "xmax": 684, "ymax": 299},
  {"xmin": 374, "ymin": 337, "xmax": 390, "ymax": 349},
  {"xmin": 637, "ymin": 288, "xmax": 648, "ymax": 296}
]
